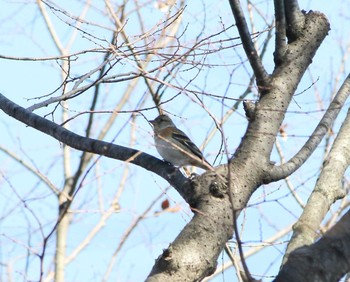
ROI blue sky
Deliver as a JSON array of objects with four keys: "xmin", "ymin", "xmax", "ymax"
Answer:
[{"xmin": 0, "ymin": 1, "xmax": 349, "ymax": 281}]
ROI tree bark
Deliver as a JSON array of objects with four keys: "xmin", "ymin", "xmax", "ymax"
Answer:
[{"xmin": 275, "ymin": 210, "xmax": 350, "ymax": 282}]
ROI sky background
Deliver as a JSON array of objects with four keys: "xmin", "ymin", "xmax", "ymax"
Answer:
[{"xmin": 0, "ymin": 0, "xmax": 349, "ymax": 281}]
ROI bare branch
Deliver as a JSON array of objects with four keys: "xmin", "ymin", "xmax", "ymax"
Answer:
[
  {"xmin": 275, "ymin": 209, "xmax": 350, "ymax": 282},
  {"xmin": 0, "ymin": 49, "xmax": 104, "ymax": 61},
  {"xmin": 204, "ymin": 224, "xmax": 293, "ymax": 280},
  {"xmin": 0, "ymin": 145, "xmax": 61, "ymax": 195},
  {"xmin": 228, "ymin": 0, "xmax": 270, "ymax": 89},
  {"xmin": 146, "ymin": 172, "xmax": 234, "ymax": 281},
  {"xmin": 26, "ymin": 56, "xmax": 117, "ymax": 112},
  {"xmin": 267, "ymin": 74, "xmax": 350, "ymax": 182},
  {"xmin": 275, "ymin": 139, "xmax": 304, "ymax": 208},
  {"xmin": 274, "ymin": 0, "xmax": 287, "ymax": 65},
  {"xmin": 284, "ymin": 0, "xmax": 305, "ymax": 41},
  {"xmin": 282, "ymin": 106, "xmax": 350, "ymax": 264},
  {"xmin": 0, "ymin": 94, "xmax": 190, "ymax": 198},
  {"xmin": 103, "ymin": 190, "xmax": 166, "ymax": 281},
  {"xmin": 37, "ymin": 0, "xmax": 66, "ymax": 54},
  {"xmin": 233, "ymin": 11, "xmax": 330, "ymax": 183}
]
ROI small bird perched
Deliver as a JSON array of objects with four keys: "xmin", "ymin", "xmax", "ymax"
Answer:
[{"xmin": 150, "ymin": 115, "xmax": 212, "ymax": 170}]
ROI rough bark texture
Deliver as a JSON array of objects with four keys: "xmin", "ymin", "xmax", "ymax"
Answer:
[
  {"xmin": 147, "ymin": 173, "xmax": 234, "ymax": 281},
  {"xmin": 282, "ymin": 102, "xmax": 350, "ymax": 264},
  {"xmin": 1, "ymin": 2, "xmax": 350, "ymax": 282},
  {"xmin": 275, "ymin": 210, "xmax": 350, "ymax": 282},
  {"xmin": 146, "ymin": 9, "xmax": 332, "ymax": 282}
]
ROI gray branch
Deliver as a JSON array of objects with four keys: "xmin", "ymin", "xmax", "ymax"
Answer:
[
  {"xmin": 0, "ymin": 93, "xmax": 190, "ymax": 199},
  {"xmin": 267, "ymin": 74, "xmax": 350, "ymax": 182},
  {"xmin": 233, "ymin": 12, "xmax": 330, "ymax": 176},
  {"xmin": 275, "ymin": 209, "xmax": 350, "ymax": 282},
  {"xmin": 284, "ymin": 0, "xmax": 305, "ymax": 41},
  {"xmin": 281, "ymin": 106, "xmax": 350, "ymax": 264},
  {"xmin": 274, "ymin": 0, "xmax": 287, "ymax": 65},
  {"xmin": 228, "ymin": 0, "xmax": 270, "ymax": 89}
]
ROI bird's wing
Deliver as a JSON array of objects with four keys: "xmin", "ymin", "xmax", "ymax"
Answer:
[{"xmin": 171, "ymin": 130, "xmax": 204, "ymax": 160}]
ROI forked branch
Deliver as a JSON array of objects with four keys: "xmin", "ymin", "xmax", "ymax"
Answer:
[{"xmin": 267, "ymin": 74, "xmax": 350, "ymax": 182}]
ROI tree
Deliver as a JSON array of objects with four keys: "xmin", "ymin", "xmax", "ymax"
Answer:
[{"xmin": 0, "ymin": 0, "xmax": 349, "ymax": 281}]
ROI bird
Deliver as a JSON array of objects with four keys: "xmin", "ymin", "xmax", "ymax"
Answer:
[{"xmin": 150, "ymin": 114, "xmax": 212, "ymax": 170}]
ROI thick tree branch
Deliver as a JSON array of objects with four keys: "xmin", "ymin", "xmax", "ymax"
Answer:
[
  {"xmin": 233, "ymin": 12, "xmax": 330, "ymax": 180},
  {"xmin": 228, "ymin": 0, "xmax": 270, "ymax": 89},
  {"xmin": 275, "ymin": 209, "xmax": 350, "ymax": 282},
  {"xmin": 267, "ymin": 74, "xmax": 350, "ymax": 182},
  {"xmin": 146, "ymin": 172, "xmax": 234, "ymax": 282},
  {"xmin": 0, "ymin": 93, "xmax": 190, "ymax": 199},
  {"xmin": 274, "ymin": 0, "xmax": 287, "ymax": 65},
  {"xmin": 284, "ymin": 0, "xmax": 305, "ymax": 41},
  {"xmin": 281, "ymin": 106, "xmax": 350, "ymax": 264}
]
